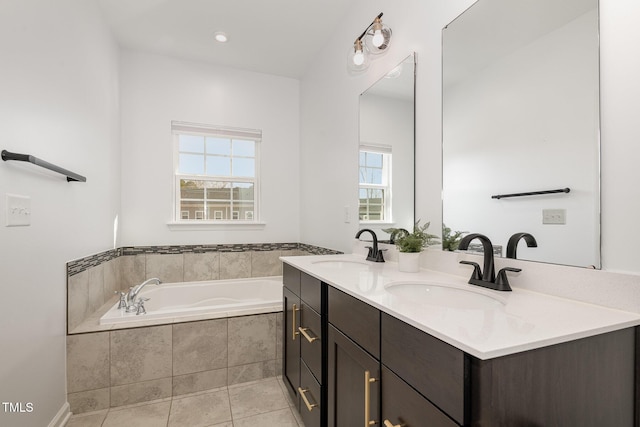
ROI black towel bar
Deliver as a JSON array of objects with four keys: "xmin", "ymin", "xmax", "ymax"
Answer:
[
  {"xmin": 1, "ymin": 150, "xmax": 86, "ymax": 182},
  {"xmin": 491, "ymin": 187, "xmax": 569, "ymax": 200}
]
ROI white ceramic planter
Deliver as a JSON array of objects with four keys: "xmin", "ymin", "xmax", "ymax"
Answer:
[{"xmin": 398, "ymin": 252, "xmax": 421, "ymax": 272}]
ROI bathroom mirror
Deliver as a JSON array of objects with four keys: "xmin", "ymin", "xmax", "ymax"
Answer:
[
  {"xmin": 442, "ymin": 0, "xmax": 600, "ymax": 268},
  {"xmin": 359, "ymin": 54, "xmax": 415, "ymax": 238}
]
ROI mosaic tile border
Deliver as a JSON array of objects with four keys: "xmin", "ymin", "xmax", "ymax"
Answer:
[
  {"xmin": 67, "ymin": 243, "xmax": 342, "ymax": 276},
  {"xmin": 67, "ymin": 248, "xmax": 121, "ymax": 277}
]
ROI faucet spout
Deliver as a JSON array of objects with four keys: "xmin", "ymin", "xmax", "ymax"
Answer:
[
  {"xmin": 506, "ymin": 232, "xmax": 537, "ymax": 259},
  {"xmin": 355, "ymin": 228, "xmax": 385, "ymax": 262},
  {"xmin": 127, "ymin": 278, "xmax": 161, "ymax": 307}
]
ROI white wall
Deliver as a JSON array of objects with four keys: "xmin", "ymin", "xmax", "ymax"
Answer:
[
  {"xmin": 300, "ymin": 0, "xmax": 640, "ymax": 275},
  {"xmin": 300, "ymin": 0, "xmax": 475, "ymax": 253},
  {"xmin": 119, "ymin": 51, "xmax": 300, "ymax": 246},
  {"xmin": 443, "ymin": 10, "xmax": 599, "ymax": 267},
  {"xmin": 0, "ymin": 1, "xmax": 120, "ymax": 426}
]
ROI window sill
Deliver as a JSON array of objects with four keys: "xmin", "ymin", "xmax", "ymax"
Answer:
[{"xmin": 167, "ymin": 221, "xmax": 266, "ymax": 231}]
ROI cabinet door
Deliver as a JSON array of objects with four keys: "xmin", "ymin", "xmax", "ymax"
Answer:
[
  {"xmin": 382, "ymin": 366, "xmax": 459, "ymax": 427},
  {"xmin": 283, "ymin": 286, "xmax": 300, "ymax": 408},
  {"xmin": 327, "ymin": 325, "xmax": 380, "ymax": 427},
  {"xmin": 381, "ymin": 312, "xmax": 467, "ymax": 424}
]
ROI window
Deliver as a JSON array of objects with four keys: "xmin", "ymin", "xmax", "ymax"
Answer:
[
  {"xmin": 173, "ymin": 121, "xmax": 260, "ymax": 222},
  {"xmin": 359, "ymin": 144, "xmax": 392, "ymax": 222}
]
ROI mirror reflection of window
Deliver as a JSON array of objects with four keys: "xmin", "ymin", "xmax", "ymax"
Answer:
[{"xmin": 359, "ymin": 145, "xmax": 392, "ymax": 222}]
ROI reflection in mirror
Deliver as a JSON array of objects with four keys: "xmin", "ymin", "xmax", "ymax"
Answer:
[
  {"xmin": 359, "ymin": 54, "xmax": 415, "ymax": 239},
  {"xmin": 442, "ymin": 0, "xmax": 600, "ymax": 268}
]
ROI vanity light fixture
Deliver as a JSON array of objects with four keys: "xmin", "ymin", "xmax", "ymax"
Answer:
[{"xmin": 348, "ymin": 12, "xmax": 392, "ymax": 74}]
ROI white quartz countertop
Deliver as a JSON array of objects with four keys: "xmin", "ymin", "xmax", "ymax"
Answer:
[{"xmin": 281, "ymin": 254, "xmax": 640, "ymax": 360}]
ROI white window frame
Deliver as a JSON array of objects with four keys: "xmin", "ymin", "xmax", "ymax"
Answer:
[
  {"xmin": 359, "ymin": 144, "xmax": 392, "ymax": 224},
  {"xmin": 171, "ymin": 121, "xmax": 262, "ymax": 226}
]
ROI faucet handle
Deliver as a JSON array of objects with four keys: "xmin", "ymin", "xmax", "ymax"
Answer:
[
  {"xmin": 375, "ymin": 248, "xmax": 387, "ymax": 262},
  {"xmin": 364, "ymin": 246, "xmax": 375, "ymax": 260},
  {"xmin": 459, "ymin": 260, "xmax": 482, "ymax": 280},
  {"xmin": 135, "ymin": 298, "xmax": 150, "ymax": 315},
  {"xmin": 114, "ymin": 291, "xmax": 127, "ymax": 309},
  {"xmin": 495, "ymin": 267, "xmax": 521, "ymax": 291}
]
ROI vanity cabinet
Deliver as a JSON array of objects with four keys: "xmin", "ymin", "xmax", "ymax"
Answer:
[
  {"xmin": 284, "ymin": 262, "xmax": 637, "ymax": 427},
  {"xmin": 282, "ymin": 263, "xmax": 325, "ymax": 426}
]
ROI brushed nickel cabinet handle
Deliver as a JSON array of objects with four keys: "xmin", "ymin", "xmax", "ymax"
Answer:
[
  {"xmin": 384, "ymin": 420, "xmax": 403, "ymax": 427},
  {"xmin": 364, "ymin": 370, "xmax": 378, "ymax": 427},
  {"xmin": 292, "ymin": 304, "xmax": 300, "ymax": 340},
  {"xmin": 298, "ymin": 387, "xmax": 318, "ymax": 412},
  {"xmin": 298, "ymin": 326, "xmax": 319, "ymax": 343}
]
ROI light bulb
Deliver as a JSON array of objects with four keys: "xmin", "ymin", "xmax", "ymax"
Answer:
[
  {"xmin": 214, "ymin": 32, "xmax": 228, "ymax": 43},
  {"xmin": 372, "ymin": 29, "xmax": 384, "ymax": 48},
  {"xmin": 353, "ymin": 50, "xmax": 365, "ymax": 66}
]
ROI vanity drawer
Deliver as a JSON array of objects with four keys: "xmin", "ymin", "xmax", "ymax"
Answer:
[
  {"xmin": 381, "ymin": 312, "xmax": 467, "ymax": 425},
  {"xmin": 382, "ymin": 366, "xmax": 459, "ymax": 427},
  {"xmin": 328, "ymin": 286, "xmax": 380, "ymax": 359},
  {"xmin": 300, "ymin": 303, "xmax": 322, "ymax": 383},
  {"xmin": 299, "ymin": 360, "xmax": 322, "ymax": 427},
  {"xmin": 283, "ymin": 262, "xmax": 301, "ymax": 296},
  {"xmin": 301, "ymin": 272, "xmax": 322, "ymax": 314}
]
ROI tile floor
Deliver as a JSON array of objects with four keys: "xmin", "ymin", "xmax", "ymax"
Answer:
[{"xmin": 66, "ymin": 377, "xmax": 305, "ymax": 427}]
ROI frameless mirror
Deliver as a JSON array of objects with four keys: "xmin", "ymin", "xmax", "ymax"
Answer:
[
  {"xmin": 359, "ymin": 54, "xmax": 416, "ymax": 239},
  {"xmin": 442, "ymin": 0, "xmax": 600, "ymax": 268}
]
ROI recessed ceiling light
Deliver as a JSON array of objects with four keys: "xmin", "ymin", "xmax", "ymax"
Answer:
[{"xmin": 214, "ymin": 32, "xmax": 228, "ymax": 43}]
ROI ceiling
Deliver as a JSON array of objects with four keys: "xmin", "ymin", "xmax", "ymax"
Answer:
[{"xmin": 97, "ymin": 0, "xmax": 356, "ymax": 79}]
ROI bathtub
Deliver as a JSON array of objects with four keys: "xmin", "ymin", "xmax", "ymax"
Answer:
[{"xmin": 100, "ymin": 276, "xmax": 283, "ymax": 325}]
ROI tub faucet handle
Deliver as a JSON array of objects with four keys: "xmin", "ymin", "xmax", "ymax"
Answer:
[
  {"xmin": 114, "ymin": 291, "xmax": 127, "ymax": 309},
  {"xmin": 135, "ymin": 297, "xmax": 150, "ymax": 315}
]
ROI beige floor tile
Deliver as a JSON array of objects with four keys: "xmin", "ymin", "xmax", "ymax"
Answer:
[
  {"xmin": 102, "ymin": 401, "xmax": 171, "ymax": 427},
  {"xmin": 234, "ymin": 408, "xmax": 299, "ymax": 427},
  {"xmin": 168, "ymin": 389, "xmax": 232, "ymax": 427},
  {"xmin": 228, "ymin": 378, "xmax": 289, "ymax": 419},
  {"xmin": 66, "ymin": 410, "xmax": 108, "ymax": 427}
]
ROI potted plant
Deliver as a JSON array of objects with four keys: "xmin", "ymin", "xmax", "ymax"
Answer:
[
  {"xmin": 384, "ymin": 220, "xmax": 440, "ymax": 272},
  {"xmin": 442, "ymin": 223, "xmax": 466, "ymax": 251}
]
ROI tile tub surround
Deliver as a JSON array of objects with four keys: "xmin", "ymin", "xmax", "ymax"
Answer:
[
  {"xmin": 67, "ymin": 243, "xmax": 340, "ymax": 334},
  {"xmin": 67, "ymin": 313, "xmax": 283, "ymax": 414}
]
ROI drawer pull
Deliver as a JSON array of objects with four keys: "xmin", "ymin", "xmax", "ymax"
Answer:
[
  {"xmin": 298, "ymin": 326, "xmax": 319, "ymax": 343},
  {"xmin": 292, "ymin": 304, "xmax": 300, "ymax": 340},
  {"xmin": 383, "ymin": 420, "xmax": 404, "ymax": 427},
  {"xmin": 298, "ymin": 387, "xmax": 318, "ymax": 412},
  {"xmin": 364, "ymin": 370, "xmax": 378, "ymax": 427}
]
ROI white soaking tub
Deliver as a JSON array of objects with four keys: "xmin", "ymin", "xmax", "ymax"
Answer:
[{"xmin": 100, "ymin": 276, "xmax": 283, "ymax": 325}]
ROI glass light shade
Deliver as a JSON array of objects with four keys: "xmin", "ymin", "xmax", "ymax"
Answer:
[
  {"xmin": 347, "ymin": 39, "xmax": 370, "ymax": 74},
  {"xmin": 364, "ymin": 20, "xmax": 392, "ymax": 55}
]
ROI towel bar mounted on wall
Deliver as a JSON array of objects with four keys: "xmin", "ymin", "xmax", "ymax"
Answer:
[
  {"xmin": 491, "ymin": 187, "xmax": 570, "ymax": 200},
  {"xmin": 1, "ymin": 150, "xmax": 86, "ymax": 182}
]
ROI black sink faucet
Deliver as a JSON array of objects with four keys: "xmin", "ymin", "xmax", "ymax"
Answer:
[
  {"xmin": 355, "ymin": 228, "xmax": 385, "ymax": 262},
  {"xmin": 458, "ymin": 233, "xmax": 520, "ymax": 291},
  {"xmin": 506, "ymin": 232, "xmax": 537, "ymax": 259}
]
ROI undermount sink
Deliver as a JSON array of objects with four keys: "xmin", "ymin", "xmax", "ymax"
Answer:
[
  {"xmin": 385, "ymin": 281, "xmax": 505, "ymax": 310},
  {"xmin": 311, "ymin": 259, "xmax": 370, "ymax": 269}
]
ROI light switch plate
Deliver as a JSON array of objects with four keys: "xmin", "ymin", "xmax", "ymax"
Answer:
[
  {"xmin": 542, "ymin": 208, "xmax": 566, "ymax": 225},
  {"xmin": 6, "ymin": 194, "xmax": 31, "ymax": 227}
]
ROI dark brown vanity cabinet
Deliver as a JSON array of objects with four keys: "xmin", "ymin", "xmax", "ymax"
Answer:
[
  {"xmin": 285, "ymin": 263, "xmax": 637, "ymax": 427},
  {"xmin": 282, "ymin": 263, "xmax": 325, "ymax": 427}
]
